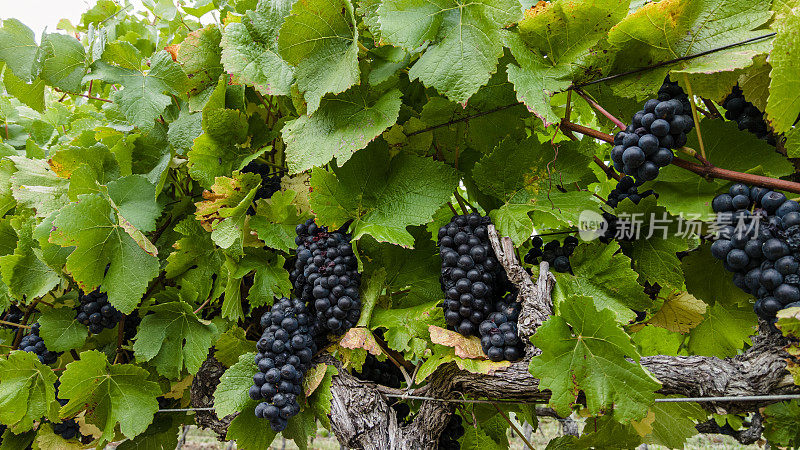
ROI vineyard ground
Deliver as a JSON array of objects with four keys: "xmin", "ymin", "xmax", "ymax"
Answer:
[{"xmin": 169, "ymin": 419, "xmax": 756, "ymax": 449}]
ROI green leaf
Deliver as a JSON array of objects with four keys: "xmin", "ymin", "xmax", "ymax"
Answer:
[
  {"xmin": 194, "ymin": 172, "xmax": 260, "ymax": 255},
  {"xmin": 39, "ymin": 33, "xmax": 87, "ymax": 92},
  {"xmin": 88, "ymin": 51, "xmax": 189, "ymax": 132},
  {"xmin": 507, "ymin": 0, "xmax": 628, "ymax": 124},
  {"xmin": 165, "ymin": 217, "xmax": 225, "ymax": 304},
  {"xmin": 0, "ymin": 217, "xmax": 60, "ymax": 301},
  {"xmin": 115, "ymin": 412, "xmax": 181, "ymax": 450},
  {"xmin": 221, "ymin": 1, "xmax": 294, "ymax": 96},
  {"xmin": 3, "ymin": 71, "xmax": 45, "ymax": 112},
  {"xmin": 631, "ymin": 325, "xmax": 684, "ymax": 357},
  {"xmin": 683, "ymin": 243, "xmax": 752, "ymax": 307},
  {"xmin": 49, "ymin": 193, "xmax": 161, "ymax": 314},
  {"xmin": 310, "ymin": 143, "xmax": 459, "ymax": 247},
  {"xmin": 766, "ymin": 11, "xmax": 800, "ymax": 133},
  {"xmin": 0, "ymin": 351, "xmax": 58, "ymax": 431},
  {"xmin": 763, "ymin": 400, "xmax": 800, "ymax": 447},
  {"xmin": 530, "ymin": 296, "xmax": 660, "ymax": 422},
  {"xmin": 214, "ymin": 352, "xmax": 257, "ymax": 418},
  {"xmin": 379, "ymin": 0, "xmax": 521, "ymax": 104},
  {"xmin": 277, "ymin": 0, "xmax": 359, "ymax": 113},
  {"xmin": 167, "ymin": 110, "xmax": 202, "ymax": 155},
  {"xmin": 460, "ymin": 422, "xmax": 504, "ymax": 450},
  {"xmin": 687, "ymin": 302, "xmax": 755, "ymax": 357},
  {"xmin": 370, "ymin": 301, "xmax": 442, "ymax": 359},
  {"xmin": 645, "ymin": 401, "xmax": 705, "ymax": 448},
  {"xmin": 555, "ymin": 241, "xmax": 652, "ymax": 322},
  {"xmin": 133, "ymin": 301, "xmax": 218, "ymax": 379},
  {"xmin": 308, "ymin": 365, "xmax": 337, "ymax": 428},
  {"xmin": 107, "ymin": 175, "xmax": 161, "ymax": 233},
  {"xmin": 177, "ymin": 25, "xmax": 224, "ymax": 95},
  {"xmin": 214, "ymin": 327, "xmax": 257, "ymax": 367},
  {"xmin": 225, "ymin": 400, "xmax": 278, "ymax": 448},
  {"xmin": 37, "ymin": 306, "xmax": 88, "ymax": 353},
  {"xmin": 0, "ymin": 19, "xmax": 38, "ymax": 81},
  {"xmin": 8, "ymin": 156, "xmax": 70, "ymax": 218},
  {"xmin": 606, "ymin": 0, "xmax": 771, "ymax": 98},
  {"xmin": 283, "ymin": 87, "xmax": 403, "ymax": 173},
  {"xmin": 59, "ymin": 350, "xmax": 161, "ymax": 441}
]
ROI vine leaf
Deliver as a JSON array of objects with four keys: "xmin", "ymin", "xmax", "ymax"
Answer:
[
  {"xmin": 226, "ymin": 400, "xmax": 278, "ymax": 448},
  {"xmin": 250, "ymin": 189, "xmax": 306, "ymax": 253},
  {"xmin": 282, "ymin": 87, "xmax": 403, "ymax": 173},
  {"xmin": 214, "ymin": 327, "xmax": 257, "ymax": 368},
  {"xmin": 555, "ymin": 241, "xmax": 653, "ymax": 323},
  {"xmin": 59, "ymin": 350, "xmax": 161, "ymax": 442},
  {"xmin": 415, "ymin": 344, "xmax": 510, "ymax": 383},
  {"xmin": 370, "ymin": 300, "xmax": 442, "ymax": 360},
  {"xmin": 8, "ymin": 156, "xmax": 70, "ymax": 218},
  {"xmin": 0, "ymin": 19, "xmax": 39, "ymax": 81},
  {"xmin": 606, "ymin": 0, "xmax": 772, "ymax": 99},
  {"xmin": 378, "ymin": 0, "xmax": 521, "ymax": 105},
  {"xmin": 165, "ymin": 217, "xmax": 226, "ymax": 304},
  {"xmin": 311, "ymin": 142, "xmax": 458, "ymax": 248},
  {"xmin": 763, "ymin": 399, "xmax": 800, "ymax": 447},
  {"xmin": 214, "ymin": 352, "xmax": 257, "ymax": 418},
  {"xmin": 177, "ymin": 25, "xmax": 224, "ymax": 97},
  {"xmin": 302, "ymin": 363, "xmax": 329, "ymax": 397},
  {"xmin": 530, "ymin": 296, "xmax": 660, "ymax": 422},
  {"xmin": 766, "ymin": 11, "xmax": 800, "ymax": 133},
  {"xmin": 277, "ymin": 0, "xmax": 358, "ymax": 114},
  {"xmin": 308, "ymin": 365, "xmax": 337, "ymax": 428},
  {"xmin": 38, "ymin": 306, "xmax": 88, "ymax": 353},
  {"xmin": 39, "ymin": 32, "xmax": 87, "ymax": 92},
  {"xmin": 630, "ymin": 325, "xmax": 684, "ymax": 357},
  {"xmin": 194, "ymin": 172, "xmax": 260, "ymax": 255},
  {"xmin": 49, "ymin": 192, "xmax": 160, "ymax": 314},
  {"xmin": 87, "ymin": 50, "xmax": 189, "ymax": 132},
  {"xmin": 687, "ymin": 302, "xmax": 755, "ymax": 357},
  {"xmin": 683, "ymin": 243, "xmax": 753, "ymax": 307},
  {"xmin": 429, "ymin": 325, "xmax": 484, "ymax": 359},
  {"xmin": 221, "ymin": 0, "xmax": 294, "ymax": 97},
  {"xmin": 132, "ymin": 300, "xmax": 218, "ymax": 379},
  {"xmin": 646, "ymin": 292, "xmax": 706, "ymax": 334},
  {"xmin": 0, "ymin": 216, "xmax": 60, "ymax": 301},
  {"xmin": 338, "ymin": 327, "xmax": 383, "ymax": 356},
  {"xmin": 0, "ymin": 351, "xmax": 59, "ymax": 432}
]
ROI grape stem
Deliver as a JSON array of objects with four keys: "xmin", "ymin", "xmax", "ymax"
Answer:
[
  {"xmin": 559, "ymin": 119, "xmax": 800, "ymax": 194},
  {"xmin": 492, "ymin": 403, "xmax": 535, "ymax": 450},
  {"xmin": 681, "ymin": 74, "xmax": 708, "ymax": 161},
  {"xmin": 574, "ymin": 88, "xmax": 627, "ymax": 131},
  {"xmin": 0, "ymin": 320, "xmax": 30, "ymax": 329},
  {"xmin": 52, "ymin": 88, "xmax": 112, "ymax": 103}
]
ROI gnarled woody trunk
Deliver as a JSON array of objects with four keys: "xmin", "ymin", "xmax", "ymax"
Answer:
[{"xmin": 192, "ymin": 226, "xmax": 800, "ymax": 448}]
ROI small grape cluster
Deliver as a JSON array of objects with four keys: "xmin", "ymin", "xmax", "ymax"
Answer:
[
  {"xmin": 291, "ymin": 218, "xmax": 361, "ymax": 334},
  {"xmin": 722, "ymin": 86, "xmax": 775, "ymax": 145},
  {"xmin": 710, "ymin": 183, "xmax": 800, "ymax": 320},
  {"xmin": 611, "ymin": 79, "xmax": 694, "ymax": 181},
  {"xmin": 1, "ymin": 305, "xmax": 23, "ymax": 329},
  {"xmin": 52, "ymin": 382, "xmax": 83, "ymax": 441},
  {"xmin": 524, "ymin": 236, "xmax": 578, "ymax": 274},
  {"xmin": 437, "ymin": 213, "xmax": 504, "ymax": 336},
  {"xmin": 438, "ymin": 414, "xmax": 465, "ymax": 450},
  {"xmin": 353, "ymin": 354, "xmax": 403, "ymax": 389},
  {"xmin": 75, "ymin": 291, "xmax": 123, "ymax": 334},
  {"xmin": 606, "ymin": 176, "xmax": 657, "ymax": 208},
  {"xmin": 250, "ymin": 298, "xmax": 316, "ymax": 432},
  {"xmin": 241, "ymin": 161, "xmax": 283, "ymax": 214},
  {"xmin": 20, "ymin": 322, "xmax": 60, "ymax": 365},
  {"xmin": 479, "ymin": 293, "xmax": 524, "ymax": 362}
]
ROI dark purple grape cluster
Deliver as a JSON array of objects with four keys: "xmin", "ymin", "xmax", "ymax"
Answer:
[
  {"xmin": 1, "ymin": 305, "xmax": 23, "ymax": 329},
  {"xmin": 479, "ymin": 293, "xmax": 524, "ymax": 362},
  {"xmin": 52, "ymin": 382, "xmax": 84, "ymax": 441},
  {"xmin": 241, "ymin": 161, "xmax": 283, "ymax": 214},
  {"xmin": 437, "ymin": 213, "xmax": 504, "ymax": 336},
  {"xmin": 722, "ymin": 86, "xmax": 775, "ymax": 145},
  {"xmin": 291, "ymin": 218, "xmax": 361, "ymax": 334},
  {"xmin": 710, "ymin": 183, "xmax": 800, "ymax": 320},
  {"xmin": 250, "ymin": 298, "xmax": 316, "ymax": 432},
  {"xmin": 123, "ymin": 311, "xmax": 141, "ymax": 341},
  {"xmin": 438, "ymin": 414, "xmax": 465, "ymax": 450},
  {"xmin": 353, "ymin": 354, "xmax": 403, "ymax": 388},
  {"xmin": 524, "ymin": 236, "xmax": 578, "ymax": 274},
  {"xmin": 20, "ymin": 322, "xmax": 60, "ymax": 365},
  {"xmin": 76, "ymin": 291, "xmax": 123, "ymax": 334},
  {"xmin": 611, "ymin": 79, "xmax": 694, "ymax": 181},
  {"xmin": 606, "ymin": 176, "xmax": 657, "ymax": 208}
]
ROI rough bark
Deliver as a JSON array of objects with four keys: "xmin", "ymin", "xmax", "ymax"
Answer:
[{"xmin": 191, "ymin": 352, "xmax": 235, "ymax": 440}]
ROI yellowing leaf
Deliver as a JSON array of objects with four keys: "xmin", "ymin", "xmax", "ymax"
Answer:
[
  {"xmin": 429, "ymin": 325, "xmax": 485, "ymax": 359},
  {"xmin": 648, "ymin": 292, "xmax": 706, "ymax": 333},
  {"xmin": 338, "ymin": 327, "xmax": 383, "ymax": 356},
  {"xmin": 303, "ymin": 363, "xmax": 330, "ymax": 397}
]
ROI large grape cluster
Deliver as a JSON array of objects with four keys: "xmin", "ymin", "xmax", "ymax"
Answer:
[
  {"xmin": 606, "ymin": 176, "xmax": 657, "ymax": 208},
  {"xmin": 479, "ymin": 293, "xmax": 524, "ymax": 362},
  {"xmin": 524, "ymin": 236, "xmax": 578, "ymax": 274},
  {"xmin": 250, "ymin": 298, "xmax": 316, "ymax": 432},
  {"xmin": 1, "ymin": 305, "xmax": 23, "ymax": 329},
  {"xmin": 611, "ymin": 79, "xmax": 694, "ymax": 181},
  {"xmin": 291, "ymin": 218, "xmax": 361, "ymax": 335},
  {"xmin": 438, "ymin": 414, "xmax": 465, "ymax": 450},
  {"xmin": 437, "ymin": 213, "xmax": 504, "ymax": 336},
  {"xmin": 76, "ymin": 291, "xmax": 123, "ymax": 334},
  {"xmin": 20, "ymin": 322, "xmax": 60, "ymax": 365},
  {"xmin": 241, "ymin": 161, "xmax": 283, "ymax": 214},
  {"xmin": 710, "ymin": 183, "xmax": 800, "ymax": 320},
  {"xmin": 722, "ymin": 86, "xmax": 775, "ymax": 145}
]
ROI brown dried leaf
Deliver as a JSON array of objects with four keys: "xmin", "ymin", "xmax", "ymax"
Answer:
[
  {"xmin": 429, "ymin": 325, "xmax": 485, "ymax": 359},
  {"xmin": 338, "ymin": 327, "xmax": 383, "ymax": 356}
]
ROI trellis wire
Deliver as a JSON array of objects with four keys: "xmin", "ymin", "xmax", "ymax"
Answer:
[{"xmin": 156, "ymin": 393, "xmax": 800, "ymax": 413}]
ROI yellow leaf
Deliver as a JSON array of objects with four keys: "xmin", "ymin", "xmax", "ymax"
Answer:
[
  {"xmin": 648, "ymin": 292, "xmax": 706, "ymax": 333},
  {"xmin": 631, "ymin": 409, "xmax": 656, "ymax": 437},
  {"xmin": 429, "ymin": 325, "xmax": 485, "ymax": 359}
]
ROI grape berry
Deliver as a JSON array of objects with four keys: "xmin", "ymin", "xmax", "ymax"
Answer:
[
  {"xmin": 438, "ymin": 414, "xmax": 465, "ymax": 450},
  {"xmin": 241, "ymin": 161, "xmax": 283, "ymax": 214},
  {"xmin": 722, "ymin": 86, "xmax": 775, "ymax": 145},
  {"xmin": 606, "ymin": 176, "xmax": 657, "ymax": 208},
  {"xmin": 250, "ymin": 298, "xmax": 316, "ymax": 432},
  {"xmin": 479, "ymin": 293, "xmax": 524, "ymax": 362},
  {"xmin": 610, "ymin": 78, "xmax": 694, "ymax": 181},
  {"xmin": 437, "ymin": 213, "xmax": 504, "ymax": 336},
  {"xmin": 711, "ymin": 183, "xmax": 800, "ymax": 320},
  {"xmin": 1, "ymin": 305, "xmax": 23, "ymax": 329},
  {"xmin": 524, "ymin": 236, "xmax": 578, "ymax": 274},
  {"xmin": 291, "ymin": 218, "xmax": 361, "ymax": 335},
  {"xmin": 76, "ymin": 291, "xmax": 123, "ymax": 334},
  {"xmin": 20, "ymin": 322, "xmax": 60, "ymax": 365}
]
